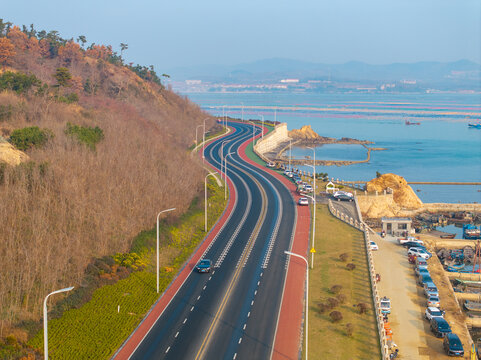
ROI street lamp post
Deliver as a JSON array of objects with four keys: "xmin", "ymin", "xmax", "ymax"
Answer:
[
  {"xmin": 202, "ymin": 118, "xmax": 210, "ymax": 164},
  {"xmin": 306, "ymin": 146, "xmax": 316, "ymax": 268},
  {"xmin": 44, "ymin": 286, "xmax": 74, "ymax": 360},
  {"xmin": 258, "ymin": 114, "xmax": 264, "ymax": 140},
  {"xmin": 284, "ymin": 251, "xmax": 308, "ymax": 360},
  {"xmin": 220, "ymin": 140, "xmax": 230, "ymax": 180},
  {"xmin": 241, "ymin": 102, "xmax": 244, "ymax": 121},
  {"xmin": 222, "ymin": 105, "xmax": 227, "ymax": 134},
  {"xmin": 289, "ymin": 140, "xmax": 292, "ymax": 171},
  {"xmin": 223, "ymin": 152, "xmax": 234, "ymax": 200},
  {"xmin": 195, "ymin": 124, "xmax": 205, "ymax": 151},
  {"xmin": 205, "ymin": 173, "xmax": 218, "ymax": 232},
  {"xmin": 157, "ymin": 208, "xmax": 176, "ymax": 293},
  {"xmin": 303, "ymin": 190, "xmax": 316, "ymax": 269}
]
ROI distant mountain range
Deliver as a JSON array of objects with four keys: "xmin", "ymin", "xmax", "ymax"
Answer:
[{"xmin": 168, "ymin": 58, "xmax": 481, "ymax": 86}]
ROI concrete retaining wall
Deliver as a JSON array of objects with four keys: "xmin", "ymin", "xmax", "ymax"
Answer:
[{"xmin": 254, "ymin": 123, "xmax": 290, "ymax": 155}]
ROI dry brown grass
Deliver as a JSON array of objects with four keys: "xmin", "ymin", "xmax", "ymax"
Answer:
[{"xmin": 0, "ymin": 36, "xmax": 217, "ymax": 332}]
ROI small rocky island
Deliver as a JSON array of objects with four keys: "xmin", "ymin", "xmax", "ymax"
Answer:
[{"xmin": 288, "ymin": 125, "xmax": 374, "ymax": 146}]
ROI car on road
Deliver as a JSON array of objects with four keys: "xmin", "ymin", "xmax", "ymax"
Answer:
[
  {"xmin": 416, "ymin": 258, "xmax": 428, "ymax": 269},
  {"xmin": 424, "ymin": 282, "xmax": 439, "ymax": 297},
  {"xmin": 304, "ymin": 184, "xmax": 313, "ymax": 192},
  {"xmin": 298, "ymin": 197, "xmax": 309, "ymax": 206},
  {"xmin": 266, "ymin": 162, "xmax": 276, "ymax": 168},
  {"xmin": 398, "ymin": 236, "xmax": 424, "ymax": 245},
  {"xmin": 443, "ymin": 333, "xmax": 464, "ymax": 356},
  {"xmin": 333, "ymin": 191, "xmax": 354, "ymax": 201},
  {"xmin": 418, "ymin": 273, "xmax": 433, "ymax": 286},
  {"xmin": 195, "ymin": 259, "xmax": 211, "ymax": 273},
  {"xmin": 380, "ymin": 296, "xmax": 391, "ymax": 314},
  {"xmin": 415, "ymin": 267, "xmax": 430, "ymax": 278},
  {"xmin": 402, "ymin": 241, "xmax": 427, "ymax": 250},
  {"xmin": 369, "ymin": 241, "xmax": 378, "ymax": 251},
  {"xmin": 425, "ymin": 306, "xmax": 444, "ymax": 321},
  {"xmin": 427, "ymin": 295, "xmax": 441, "ymax": 308},
  {"xmin": 408, "ymin": 247, "xmax": 432, "ymax": 259},
  {"xmin": 430, "ymin": 317, "xmax": 452, "ymax": 338}
]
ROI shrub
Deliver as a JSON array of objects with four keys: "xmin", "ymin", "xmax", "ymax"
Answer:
[
  {"xmin": 330, "ymin": 284, "xmax": 343, "ymax": 294},
  {"xmin": 57, "ymin": 93, "xmax": 79, "ymax": 104},
  {"xmin": 327, "ymin": 297, "xmax": 340, "ymax": 309},
  {"xmin": 329, "ymin": 311, "xmax": 343, "ymax": 322},
  {"xmin": 318, "ymin": 302, "xmax": 331, "ymax": 313},
  {"xmin": 0, "ymin": 71, "xmax": 41, "ymax": 94},
  {"xmin": 346, "ymin": 263, "xmax": 356, "ymax": 271},
  {"xmin": 357, "ymin": 302, "xmax": 368, "ymax": 314},
  {"xmin": 9, "ymin": 126, "xmax": 52, "ymax": 151},
  {"xmin": 5, "ymin": 334, "xmax": 17, "ymax": 346},
  {"xmin": 336, "ymin": 293, "xmax": 347, "ymax": 304},
  {"xmin": 113, "ymin": 252, "xmax": 143, "ymax": 270},
  {"xmin": 65, "ymin": 122, "xmax": 104, "ymax": 150},
  {"xmin": 339, "ymin": 253, "xmax": 349, "ymax": 262},
  {"xmin": 346, "ymin": 323, "xmax": 354, "ymax": 337}
]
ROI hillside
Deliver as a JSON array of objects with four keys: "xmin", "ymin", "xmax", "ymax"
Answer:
[{"xmin": 0, "ymin": 20, "xmax": 216, "ymax": 337}]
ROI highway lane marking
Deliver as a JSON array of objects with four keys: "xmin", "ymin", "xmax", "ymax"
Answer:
[
  {"xmin": 243, "ymin": 324, "xmax": 246, "ymax": 330},
  {"xmin": 175, "ymin": 332, "xmax": 179, "ymax": 338},
  {"xmin": 191, "ymin": 306, "xmax": 194, "ymax": 312},
  {"xmin": 203, "ymin": 285, "xmax": 206, "ymax": 290},
  {"xmin": 257, "ymin": 281, "xmax": 260, "ymax": 286},
  {"xmin": 183, "ymin": 318, "xmax": 187, "ymax": 324},
  {"xmin": 233, "ymin": 353, "xmax": 237, "ymax": 359},
  {"xmin": 251, "ymin": 300, "xmax": 254, "ymax": 305},
  {"xmin": 247, "ymin": 312, "xmax": 250, "ymax": 317},
  {"xmin": 214, "ymin": 173, "xmax": 252, "ymax": 268},
  {"xmin": 238, "ymin": 338, "xmax": 242, "ymax": 344},
  {"xmin": 197, "ymin": 295, "xmax": 201, "ymax": 300},
  {"xmin": 165, "ymin": 346, "xmax": 170, "ymax": 353},
  {"xmin": 254, "ymin": 290, "xmax": 257, "ymax": 295},
  {"xmin": 238, "ymin": 175, "xmax": 268, "ymax": 268},
  {"xmin": 208, "ymin": 276, "xmax": 212, "ymax": 280},
  {"xmin": 193, "ymin": 170, "xmax": 267, "ymax": 360}
]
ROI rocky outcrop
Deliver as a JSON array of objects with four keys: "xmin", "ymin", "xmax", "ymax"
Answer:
[
  {"xmin": 0, "ymin": 141, "xmax": 29, "ymax": 165},
  {"xmin": 288, "ymin": 125, "xmax": 333, "ymax": 142},
  {"xmin": 358, "ymin": 173, "xmax": 423, "ymax": 218},
  {"xmin": 367, "ymin": 173, "xmax": 423, "ymax": 209}
]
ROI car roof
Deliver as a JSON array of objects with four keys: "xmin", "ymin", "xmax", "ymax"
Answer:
[
  {"xmin": 425, "ymin": 281, "xmax": 436, "ymax": 287},
  {"xmin": 446, "ymin": 333, "xmax": 461, "ymax": 341},
  {"xmin": 432, "ymin": 317, "xmax": 449, "ymax": 325}
]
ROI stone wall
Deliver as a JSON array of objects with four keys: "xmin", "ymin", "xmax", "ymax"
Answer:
[{"xmin": 254, "ymin": 123, "xmax": 290, "ymax": 155}]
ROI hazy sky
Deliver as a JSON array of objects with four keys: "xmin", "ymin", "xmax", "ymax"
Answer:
[{"xmin": 3, "ymin": 0, "xmax": 480, "ymax": 71}]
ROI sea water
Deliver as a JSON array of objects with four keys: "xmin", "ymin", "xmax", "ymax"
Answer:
[{"xmin": 186, "ymin": 92, "xmax": 481, "ymax": 203}]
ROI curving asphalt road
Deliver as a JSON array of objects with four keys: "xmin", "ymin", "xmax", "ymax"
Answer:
[{"xmin": 125, "ymin": 121, "xmax": 298, "ymax": 360}]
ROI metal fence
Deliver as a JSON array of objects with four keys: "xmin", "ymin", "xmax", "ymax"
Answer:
[{"xmin": 328, "ymin": 198, "xmax": 390, "ymax": 360}]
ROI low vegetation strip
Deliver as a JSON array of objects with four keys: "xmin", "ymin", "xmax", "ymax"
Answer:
[
  {"xmin": 307, "ymin": 204, "xmax": 380, "ymax": 359},
  {"xmin": 26, "ymin": 179, "xmax": 226, "ymax": 359}
]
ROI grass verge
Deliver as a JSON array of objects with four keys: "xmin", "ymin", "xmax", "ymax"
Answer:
[
  {"xmin": 26, "ymin": 178, "xmax": 227, "ymax": 359},
  {"xmin": 305, "ymin": 204, "xmax": 380, "ymax": 359}
]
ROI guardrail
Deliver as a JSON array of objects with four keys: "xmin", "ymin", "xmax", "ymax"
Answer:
[{"xmin": 328, "ymin": 199, "xmax": 390, "ymax": 360}]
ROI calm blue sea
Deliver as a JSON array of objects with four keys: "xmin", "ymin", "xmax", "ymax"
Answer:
[{"xmin": 186, "ymin": 92, "xmax": 481, "ymax": 203}]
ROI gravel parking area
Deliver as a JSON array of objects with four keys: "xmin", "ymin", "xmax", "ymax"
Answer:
[{"xmin": 371, "ymin": 233, "xmax": 471, "ymax": 359}]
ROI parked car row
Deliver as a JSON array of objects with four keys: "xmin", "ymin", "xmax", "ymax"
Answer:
[{"xmin": 407, "ymin": 244, "xmax": 464, "ymax": 357}]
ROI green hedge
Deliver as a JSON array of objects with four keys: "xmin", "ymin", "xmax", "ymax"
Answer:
[{"xmin": 9, "ymin": 126, "xmax": 52, "ymax": 151}]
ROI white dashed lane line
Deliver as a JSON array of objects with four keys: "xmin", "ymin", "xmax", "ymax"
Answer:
[
  {"xmin": 165, "ymin": 346, "xmax": 170, "ymax": 353},
  {"xmin": 183, "ymin": 318, "xmax": 187, "ymax": 324},
  {"xmin": 238, "ymin": 338, "xmax": 242, "ymax": 344},
  {"xmin": 175, "ymin": 331, "xmax": 179, "ymax": 338},
  {"xmin": 197, "ymin": 295, "xmax": 201, "ymax": 300},
  {"xmin": 190, "ymin": 306, "xmax": 194, "ymax": 312}
]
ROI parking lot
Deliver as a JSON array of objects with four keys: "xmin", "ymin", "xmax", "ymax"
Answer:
[{"xmin": 371, "ymin": 233, "xmax": 471, "ymax": 359}]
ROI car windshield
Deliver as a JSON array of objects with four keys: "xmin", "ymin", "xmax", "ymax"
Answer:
[
  {"xmin": 200, "ymin": 260, "xmax": 210, "ymax": 266},
  {"xmin": 429, "ymin": 296, "xmax": 439, "ymax": 301},
  {"xmin": 431, "ymin": 309, "xmax": 442, "ymax": 316},
  {"xmin": 381, "ymin": 301, "xmax": 390, "ymax": 307}
]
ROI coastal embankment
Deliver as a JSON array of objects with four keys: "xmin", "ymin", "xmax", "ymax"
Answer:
[{"xmin": 254, "ymin": 123, "xmax": 383, "ymax": 166}]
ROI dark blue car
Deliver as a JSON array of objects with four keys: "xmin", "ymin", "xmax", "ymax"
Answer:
[
  {"xmin": 195, "ymin": 259, "xmax": 211, "ymax": 273},
  {"xmin": 443, "ymin": 333, "xmax": 464, "ymax": 356},
  {"xmin": 430, "ymin": 317, "xmax": 452, "ymax": 338}
]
